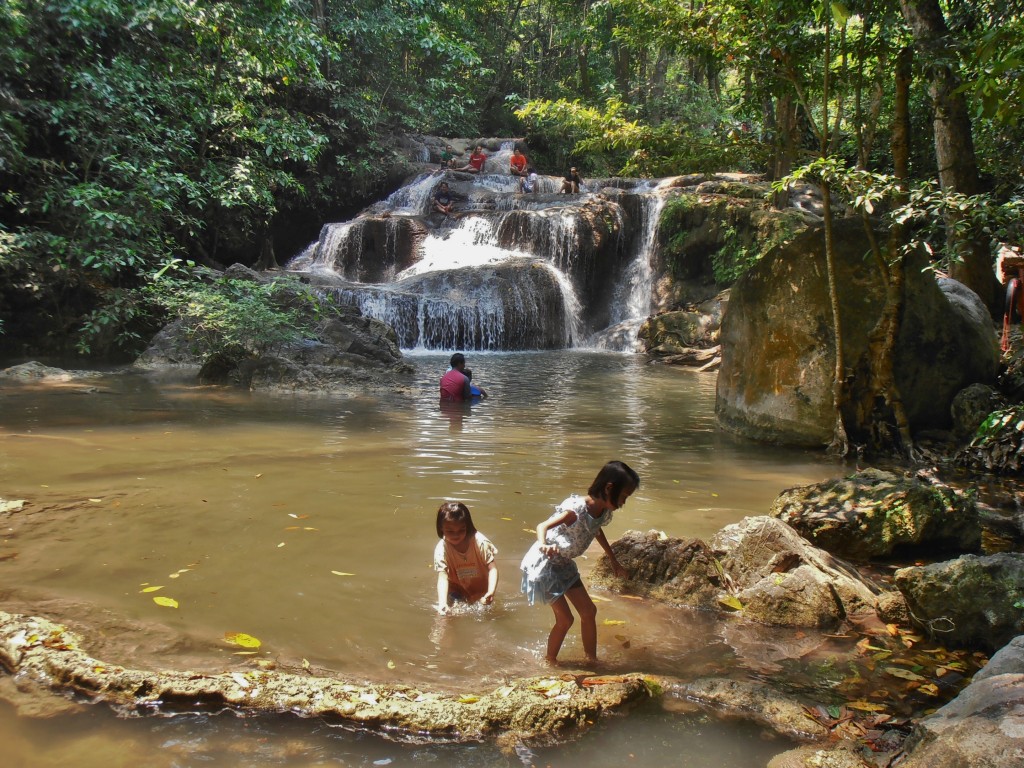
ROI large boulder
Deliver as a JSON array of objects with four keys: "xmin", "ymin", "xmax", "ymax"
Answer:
[
  {"xmin": 768, "ymin": 468, "xmax": 982, "ymax": 561},
  {"xmin": 716, "ymin": 218, "xmax": 1000, "ymax": 446},
  {"xmin": 594, "ymin": 518, "xmax": 886, "ymax": 628},
  {"xmin": 893, "ymin": 553, "xmax": 1024, "ymax": 652}
]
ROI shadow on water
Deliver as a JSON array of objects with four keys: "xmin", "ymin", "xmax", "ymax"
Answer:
[{"xmin": 1, "ymin": 351, "xmax": 859, "ymax": 766}]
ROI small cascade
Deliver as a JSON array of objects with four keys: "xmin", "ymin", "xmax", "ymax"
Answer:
[{"xmin": 285, "ymin": 158, "xmax": 669, "ymax": 352}]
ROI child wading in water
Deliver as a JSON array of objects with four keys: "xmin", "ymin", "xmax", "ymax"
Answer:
[
  {"xmin": 520, "ymin": 461, "xmax": 638, "ymax": 664},
  {"xmin": 433, "ymin": 501, "xmax": 498, "ymax": 615}
]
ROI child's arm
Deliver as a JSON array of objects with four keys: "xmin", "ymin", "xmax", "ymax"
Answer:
[
  {"xmin": 595, "ymin": 529, "xmax": 629, "ymax": 578},
  {"xmin": 436, "ymin": 571, "xmax": 451, "ymax": 615},
  {"xmin": 536, "ymin": 508, "xmax": 576, "ymax": 557},
  {"xmin": 481, "ymin": 561, "xmax": 498, "ymax": 604}
]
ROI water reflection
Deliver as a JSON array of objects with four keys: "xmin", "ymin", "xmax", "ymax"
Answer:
[{"xmin": 1, "ymin": 351, "xmax": 843, "ymax": 767}]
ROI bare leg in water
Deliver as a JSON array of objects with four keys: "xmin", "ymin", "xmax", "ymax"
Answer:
[{"xmin": 545, "ymin": 585, "xmax": 598, "ymax": 664}]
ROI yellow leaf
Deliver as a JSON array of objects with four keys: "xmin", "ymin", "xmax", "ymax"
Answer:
[
  {"xmin": 302, "ymin": 659, "xmax": 311, "ymax": 671},
  {"xmin": 255, "ymin": 473, "xmax": 263, "ymax": 478},
  {"xmin": 233, "ymin": 651, "xmax": 258, "ymax": 656},
  {"xmin": 918, "ymin": 683, "xmax": 941, "ymax": 697},
  {"xmin": 522, "ymin": 528, "xmax": 535, "ymax": 534},
  {"xmin": 387, "ymin": 660, "xmax": 396, "ymax": 670},
  {"xmin": 153, "ymin": 596, "xmax": 178, "ymax": 608},
  {"xmin": 140, "ymin": 586, "xmax": 163, "ymax": 593},
  {"xmin": 501, "ymin": 517, "xmax": 512, "ymax": 521},
  {"xmin": 224, "ymin": 632, "xmax": 262, "ymax": 649},
  {"xmin": 303, "ymin": 527, "xmax": 318, "ymax": 531},
  {"xmin": 602, "ymin": 619, "xmax": 626, "ymax": 626},
  {"xmin": 718, "ymin": 595, "xmax": 744, "ymax": 611},
  {"xmin": 458, "ymin": 694, "xmax": 480, "ymax": 704},
  {"xmin": 494, "ymin": 685, "xmax": 515, "ymax": 698},
  {"xmin": 88, "ymin": 498, "xmax": 102, "ymax": 503},
  {"xmin": 846, "ymin": 700, "xmax": 888, "ymax": 712},
  {"xmin": 884, "ymin": 666, "xmax": 926, "ymax": 682},
  {"xmin": 277, "ymin": 542, "xmax": 285, "ymax": 548},
  {"xmin": 331, "ymin": 571, "xmax": 355, "ymax": 576},
  {"xmin": 591, "ymin": 595, "xmax": 611, "ymax": 602}
]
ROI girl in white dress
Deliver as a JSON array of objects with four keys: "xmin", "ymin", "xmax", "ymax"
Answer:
[{"xmin": 521, "ymin": 461, "xmax": 639, "ymax": 664}]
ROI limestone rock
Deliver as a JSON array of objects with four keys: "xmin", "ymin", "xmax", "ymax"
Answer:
[
  {"xmin": 595, "ymin": 518, "xmax": 887, "ymax": 629},
  {"xmin": 898, "ymin": 640, "xmax": 1024, "ymax": 768},
  {"xmin": 716, "ymin": 218, "xmax": 1000, "ymax": 447},
  {"xmin": 768, "ymin": 468, "xmax": 981, "ymax": 561},
  {"xmin": 894, "ymin": 553, "xmax": 1024, "ymax": 651}
]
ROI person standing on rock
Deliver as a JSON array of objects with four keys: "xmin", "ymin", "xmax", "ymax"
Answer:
[{"xmin": 520, "ymin": 460, "xmax": 637, "ymax": 665}]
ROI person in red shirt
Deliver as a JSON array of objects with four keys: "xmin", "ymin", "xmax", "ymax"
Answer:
[
  {"xmin": 509, "ymin": 147, "xmax": 528, "ymax": 178},
  {"xmin": 440, "ymin": 353, "xmax": 488, "ymax": 401},
  {"xmin": 455, "ymin": 146, "xmax": 487, "ymax": 174}
]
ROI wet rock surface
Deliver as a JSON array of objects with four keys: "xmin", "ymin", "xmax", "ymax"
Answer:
[
  {"xmin": 768, "ymin": 468, "xmax": 982, "ymax": 561},
  {"xmin": 0, "ymin": 611, "xmax": 651, "ymax": 746}
]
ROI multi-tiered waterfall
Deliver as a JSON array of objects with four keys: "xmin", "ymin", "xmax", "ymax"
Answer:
[{"xmin": 287, "ymin": 145, "xmax": 673, "ymax": 352}]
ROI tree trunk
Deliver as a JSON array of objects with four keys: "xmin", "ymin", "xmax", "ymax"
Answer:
[{"xmin": 899, "ymin": 0, "xmax": 997, "ymax": 312}]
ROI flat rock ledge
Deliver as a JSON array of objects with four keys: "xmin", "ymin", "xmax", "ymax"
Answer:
[{"xmin": 0, "ymin": 611, "xmax": 652, "ymax": 747}]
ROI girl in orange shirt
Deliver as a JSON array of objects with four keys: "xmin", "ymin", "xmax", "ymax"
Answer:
[{"xmin": 433, "ymin": 501, "xmax": 498, "ymax": 614}]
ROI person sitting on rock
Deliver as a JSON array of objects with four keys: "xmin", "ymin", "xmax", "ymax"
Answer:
[
  {"xmin": 509, "ymin": 148, "xmax": 529, "ymax": 179},
  {"xmin": 433, "ymin": 182, "xmax": 455, "ymax": 217},
  {"xmin": 561, "ymin": 167, "xmax": 583, "ymax": 194},
  {"xmin": 455, "ymin": 146, "xmax": 487, "ymax": 174},
  {"xmin": 520, "ymin": 166, "xmax": 539, "ymax": 194}
]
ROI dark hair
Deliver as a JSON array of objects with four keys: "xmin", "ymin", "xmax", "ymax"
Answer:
[
  {"xmin": 588, "ymin": 460, "xmax": 640, "ymax": 501},
  {"xmin": 449, "ymin": 353, "xmax": 465, "ymax": 368},
  {"xmin": 436, "ymin": 501, "xmax": 478, "ymax": 538}
]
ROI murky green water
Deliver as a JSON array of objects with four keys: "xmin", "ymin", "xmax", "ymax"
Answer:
[{"xmin": 1, "ymin": 351, "xmax": 844, "ymax": 767}]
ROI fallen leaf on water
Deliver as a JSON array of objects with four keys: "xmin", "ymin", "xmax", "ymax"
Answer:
[
  {"xmin": 233, "ymin": 651, "xmax": 258, "ymax": 656},
  {"xmin": 602, "ymin": 619, "xmax": 626, "ymax": 626},
  {"xmin": 88, "ymin": 498, "xmax": 102, "ymax": 503},
  {"xmin": 302, "ymin": 659, "xmax": 311, "ymax": 671},
  {"xmin": 501, "ymin": 517, "xmax": 512, "ymax": 521},
  {"xmin": 153, "ymin": 596, "xmax": 178, "ymax": 608},
  {"xmin": 522, "ymin": 528, "xmax": 535, "ymax": 534},
  {"xmin": 918, "ymin": 683, "xmax": 941, "ymax": 697},
  {"xmin": 255, "ymin": 473, "xmax": 263, "ymax": 478},
  {"xmin": 884, "ymin": 666, "xmax": 926, "ymax": 682},
  {"xmin": 284, "ymin": 526, "xmax": 301, "ymax": 531},
  {"xmin": 303, "ymin": 527, "xmax": 318, "ymax": 531},
  {"xmin": 224, "ymin": 632, "xmax": 262, "ymax": 649},
  {"xmin": 331, "ymin": 571, "xmax": 355, "ymax": 576},
  {"xmin": 590, "ymin": 595, "xmax": 611, "ymax": 602},
  {"xmin": 277, "ymin": 542, "xmax": 285, "ymax": 548},
  {"xmin": 140, "ymin": 586, "xmax": 163, "ymax": 593},
  {"xmin": 846, "ymin": 700, "xmax": 888, "ymax": 712},
  {"xmin": 387, "ymin": 660, "xmax": 396, "ymax": 670}
]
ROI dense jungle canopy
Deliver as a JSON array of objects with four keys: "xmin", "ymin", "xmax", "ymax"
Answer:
[{"xmin": 1, "ymin": 0, "xmax": 1022, "ymax": 362}]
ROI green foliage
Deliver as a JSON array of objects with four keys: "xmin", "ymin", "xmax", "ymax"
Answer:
[{"xmin": 146, "ymin": 266, "xmax": 322, "ymax": 362}]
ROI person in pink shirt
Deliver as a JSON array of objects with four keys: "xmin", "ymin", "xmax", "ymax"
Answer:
[{"xmin": 439, "ymin": 353, "xmax": 487, "ymax": 401}]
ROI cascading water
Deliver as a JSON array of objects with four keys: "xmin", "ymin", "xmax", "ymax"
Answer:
[{"xmin": 285, "ymin": 152, "xmax": 665, "ymax": 352}]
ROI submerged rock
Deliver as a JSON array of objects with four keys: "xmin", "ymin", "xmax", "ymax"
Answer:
[
  {"xmin": 0, "ymin": 611, "xmax": 652, "ymax": 746},
  {"xmin": 768, "ymin": 468, "xmax": 982, "ymax": 561}
]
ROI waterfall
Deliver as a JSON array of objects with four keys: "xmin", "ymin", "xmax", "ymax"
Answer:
[{"xmin": 285, "ymin": 162, "xmax": 667, "ymax": 353}]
